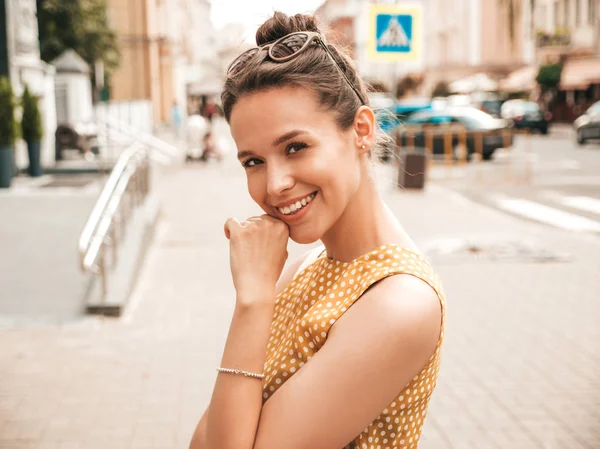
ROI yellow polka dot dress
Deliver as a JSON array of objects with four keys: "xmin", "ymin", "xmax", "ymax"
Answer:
[{"xmin": 262, "ymin": 244, "xmax": 446, "ymax": 449}]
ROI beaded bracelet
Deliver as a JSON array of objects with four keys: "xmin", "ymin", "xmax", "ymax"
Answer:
[{"xmin": 216, "ymin": 367, "xmax": 265, "ymax": 379}]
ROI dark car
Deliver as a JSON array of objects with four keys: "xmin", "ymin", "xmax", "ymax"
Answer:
[
  {"xmin": 501, "ymin": 100, "xmax": 550, "ymax": 134},
  {"xmin": 391, "ymin": 107, "xmax": 511, "ymax": 161},
  {"xmin": 574, "ymin": 101, "xmax": 600, "ymax": 145}
]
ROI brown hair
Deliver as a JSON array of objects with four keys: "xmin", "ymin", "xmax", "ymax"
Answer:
[{"xmin": 221, "ymin": 12, "xmax": 370, "ymax": 134}]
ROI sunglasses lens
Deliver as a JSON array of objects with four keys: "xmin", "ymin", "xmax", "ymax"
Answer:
[
  {"xmin": 270, "ymin": 33, "xmax": 310, "ymax": 59},
  {"xmin": 228, "ymin": 48, "xmax": 259, "ymax": 76}
]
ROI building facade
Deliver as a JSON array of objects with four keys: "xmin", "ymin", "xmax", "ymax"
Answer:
[
  {"xmin": 422, "ymin": 0, "xmax": 535, "ymax": 93},
  {"xmin": 532, "ymin": 0, "xmax": 600, "ymax": 121},
  {"xmin": 106, "ymin": 0, "xmax": 216, "ymax": 125}
]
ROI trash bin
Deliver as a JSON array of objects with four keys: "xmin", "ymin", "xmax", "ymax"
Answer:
[{"xmin": 397, "ymin": 147, "xmax": 426, "ymax": 189}]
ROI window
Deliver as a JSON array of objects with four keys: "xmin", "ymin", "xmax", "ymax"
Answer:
[
  {"xmin": 590, "ymin": 0, "xmax": 597, "ymax": 26},
  {"xmin": 576, "ymin": 0, "xmax": 580, "ymax": 25}
]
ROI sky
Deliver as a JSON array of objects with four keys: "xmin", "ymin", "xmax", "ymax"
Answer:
[{"xmin": 210, "ymin": 0, "xmax": 325, "ymax": 42}]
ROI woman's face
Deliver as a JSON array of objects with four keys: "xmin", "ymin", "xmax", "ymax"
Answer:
[{"xmin": 229, "ymin": 86, "xmax": 363, "ymax": 244}]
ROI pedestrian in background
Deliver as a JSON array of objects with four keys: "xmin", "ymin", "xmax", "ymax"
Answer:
[
  {"xmin": 190, "ymin": 11, "xmax": 446, "ymax": 449},
  {"xmin": 171, "ymin": 101, "xmax": 182, "ymax": 138}
]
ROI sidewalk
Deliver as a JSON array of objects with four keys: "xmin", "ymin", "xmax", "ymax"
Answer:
[{"xmin": 0, "ymin": 160, "xmax": 598, "ymax": 449}]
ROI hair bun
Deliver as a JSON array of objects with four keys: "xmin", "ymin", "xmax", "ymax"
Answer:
[{"xmin": 256, "ymin": 11, "xmax": 321, "ymax": 46}]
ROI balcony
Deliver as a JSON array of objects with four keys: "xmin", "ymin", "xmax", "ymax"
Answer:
[{"xmin": 536, "ymin": 30, "xmax": 571, "ymax": 48}]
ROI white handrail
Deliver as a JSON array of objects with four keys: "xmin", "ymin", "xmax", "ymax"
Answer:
[{"xmin": 78, "ymin": 142, "xmax": 151, "ymax": 304}]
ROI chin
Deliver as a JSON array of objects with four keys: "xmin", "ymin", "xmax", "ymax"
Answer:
[{"xmin": 289, "ymin": 227, "xmax": 323, "ymax": 245}]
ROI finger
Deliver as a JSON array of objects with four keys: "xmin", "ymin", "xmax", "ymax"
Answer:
[{"xmin": 224, "ymin": 217, "xmax": 241, "ymax": 240}]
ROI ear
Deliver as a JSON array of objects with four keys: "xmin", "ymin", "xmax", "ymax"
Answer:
[{"xmin": 353, "ymin": 106, "xmax": 376, "ymax": 155}]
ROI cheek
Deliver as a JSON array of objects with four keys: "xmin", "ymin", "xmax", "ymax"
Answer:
[{"xmin": 247, "ymin": 174, "xmax": 269, "ymax": 208}]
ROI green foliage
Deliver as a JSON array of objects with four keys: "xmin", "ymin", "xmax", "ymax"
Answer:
[
  {"xmin": 0, "ymin": 77, "xmax": 16, "ymax": 148},
  {"xmin": 431, "ymin": 81, "xmax": 451, "ymax": 98},
  {"xmin": 37, "ymin": 0, "xmax": 120, "ymax": 91},
  {"xmin": 536, "ymin": 64, "xmax": 563, "ymax": 90},
  {"xmin": 21, "ymin": 86, "xmax": 44, "ymax": 142}
]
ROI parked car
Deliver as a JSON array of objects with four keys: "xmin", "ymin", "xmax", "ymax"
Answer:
[
  {"xmin": 375, "ymin": 98, "xmax": 433, "ymax": 134},
  {"xmin": 478, "ymin": 98, "xmax": 505, "ymax": 118},
  {"xmin": 391, "ymin": 107, "xmax": 511, "ymax": 161},
  {"xmin": 574, "ymin": 100, "xmax": 600, "ymax": 145},
  {"xmin": 501, "ymin": 99, "xmax": 550, "ymax": 134}
]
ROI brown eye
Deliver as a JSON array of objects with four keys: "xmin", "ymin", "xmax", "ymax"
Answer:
[
  {"xmin": 243, "ymin": 158, "xmax": 261, "ymax": 168},
  {"xmin": 286, "ymin": 141, "xmax": 308, "ymax": 155}
]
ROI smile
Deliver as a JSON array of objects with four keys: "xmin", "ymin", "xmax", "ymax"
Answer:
[{"xmin": 276, "ymin": 192, "xmax": 317, "ymax": 215}]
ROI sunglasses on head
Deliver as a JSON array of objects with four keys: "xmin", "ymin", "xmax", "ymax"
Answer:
[{"xmin": 227, "ymin": 31, "xmax": 365, "ymax": 105}]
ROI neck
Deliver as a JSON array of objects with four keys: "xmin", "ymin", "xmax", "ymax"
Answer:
[{"xmin": 320, "ymin": 161, "xmax": 413, "ymax": 262}]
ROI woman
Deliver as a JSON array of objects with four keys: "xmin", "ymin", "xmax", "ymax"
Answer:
[{"xmin": 190, "ymin": 12, "xmax": 446, "ymax": 449}]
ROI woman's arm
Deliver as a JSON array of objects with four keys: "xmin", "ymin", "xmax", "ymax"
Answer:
[
  {"xmin": 204, "ymin": 299, "xmax": 275, "ymax": 449},
  {"xmin": 189, "ymin": 248, "xmax": 319, "ymax": 449},
  {"xmin": 252, "ymin": 274, "xmax": 442, "ymax": 449},
  {"xmin": 189, "ymin": 408, "xmax": 209, "ymax": 448},
  {"xmin": 191, "ymin": 215, "xmax": 288, "ymax": 449}
]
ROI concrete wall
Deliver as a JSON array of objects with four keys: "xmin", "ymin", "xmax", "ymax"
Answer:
[
  {"xmin": 0, "ymin": 192, "xmax": 97, "ymax": 323},
  {"xmin": 0, "ymin": 185, "xmax": 160, "ymax": 324}
]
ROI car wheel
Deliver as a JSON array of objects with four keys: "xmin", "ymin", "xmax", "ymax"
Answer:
[
  {"xmin": 541, "ymin": 127, "xmax": 549, "ymax": 135},
  {"xmin": 576, "ymin": 130, "xmax": 586, "ymax": 145},
  {"xmin": 482, "ymin": 152, "xmax": 494, "ymax": 161}
]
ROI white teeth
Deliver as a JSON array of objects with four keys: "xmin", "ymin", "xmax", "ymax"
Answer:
[{"xmin": 277, "ymin": 192, "xmax": 317, "ymax": 215}]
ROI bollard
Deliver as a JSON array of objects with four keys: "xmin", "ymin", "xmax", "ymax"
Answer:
[
  {"xmin": 424, "ymin": 125, "xmax": 433, "ymax": 173},
  {"xmin": 407, "ymin": 127, "xmax": 415, "ymax": 150},
  {"xmin": 475, "ymin": 131, "xmax": 483, "ymax": 182},
  {"xmin": 443, "ymin": 125, "xmax": 453, "ymax": 170},
  {"xmin": 524, "ymin": 128, "xmax": 532, "ymax": 184},
  {"xmin": 458, "ymin": 125, "xmax": 468, "ymax": 165}
]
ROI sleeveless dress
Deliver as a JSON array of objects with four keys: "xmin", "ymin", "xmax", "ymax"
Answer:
[{"xmin": 262, "ymin": 244, "xmax": 446, "ymax": 449}]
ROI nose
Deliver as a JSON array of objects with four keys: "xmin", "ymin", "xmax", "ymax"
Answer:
[{"xmin": 266, "ymin": 162, "xmax": 294, "ymax": 198}]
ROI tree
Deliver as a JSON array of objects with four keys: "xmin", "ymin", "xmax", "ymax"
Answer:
[
  {"xmin": 0, "ymin": 77, "xmax": 17, "ymax": 147},
  {"xmin": 37, "ymin": 0, "xmax": 120, "ymax": 94},
  {"xmin": 21, "ymin": 86, "xmax": 43, "ymax": 143},
  {"xmin": 536, "ymin": 63, "xmax": 562, "ymax": 90}
]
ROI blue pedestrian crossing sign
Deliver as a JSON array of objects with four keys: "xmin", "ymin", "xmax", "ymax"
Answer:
[{"xmin": 368, "ymin": 4, "xmax": 422, "ymax": 62}]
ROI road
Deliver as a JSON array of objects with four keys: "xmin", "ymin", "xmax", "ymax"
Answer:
[{"xmin": 431, "ymin": 129, "xmax": 600, "ymax": 237}]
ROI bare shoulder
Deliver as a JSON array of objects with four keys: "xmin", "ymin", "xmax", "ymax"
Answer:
[
  {"xmin": 275, "ymin": 245, "xmax": 324, "ymax": 295},
  {"xmin": 330, "ymin": 273, "xmax": 442, "ymax": 346}
]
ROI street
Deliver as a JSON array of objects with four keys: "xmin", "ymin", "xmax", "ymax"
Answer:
[
  {"xmin": 0, "ymin": 122, "xmax": 599, "ymax": 448},
  {"xmin": 429, "ymin": 129, "xmax": 600, "ymax": 237}
]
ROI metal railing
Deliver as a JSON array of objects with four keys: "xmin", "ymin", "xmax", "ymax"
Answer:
[
  {"xmin": 78, "ymin": 142, "xmax": 151, "ymax": 304},
  {"xmin": 393, "ymin": 124, "xmax": 536, "ymax": 183}
]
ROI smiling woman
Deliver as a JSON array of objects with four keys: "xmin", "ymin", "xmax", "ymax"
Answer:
[{"xmin": 190, "ymin": 11, "xmax": 447, "ymax": 449}]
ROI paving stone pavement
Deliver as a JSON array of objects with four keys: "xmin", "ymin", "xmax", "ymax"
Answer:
[{"xmin": 1, "ymin": 157, "xmax": 599, "ymax": 449}]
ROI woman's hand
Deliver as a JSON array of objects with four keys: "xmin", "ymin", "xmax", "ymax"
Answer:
[{"xmin": 224, "ymin": 215, "xmax": 289, "ymax": 306}]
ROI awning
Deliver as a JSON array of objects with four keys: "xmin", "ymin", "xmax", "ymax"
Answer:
[
  {"xmin": 560, "ymin": 58, "xmax": 600, "ymax": 90},
  {"xmin": 498, "ymin": 66, "xmax": 537, "ymax": 92},
  {"xmin": 449, "ymin": 73, "xmax": 498, "ymax": 94}
]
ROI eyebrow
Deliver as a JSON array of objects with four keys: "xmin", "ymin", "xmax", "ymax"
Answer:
[
  {"xmin": 272, "ymin": 129, "xmax": 306, "ymax": 147},
  {"xmin": 236, "ymin": 130, "xmax": 308, "ymax": 161}
]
